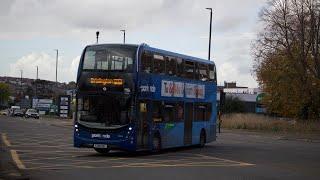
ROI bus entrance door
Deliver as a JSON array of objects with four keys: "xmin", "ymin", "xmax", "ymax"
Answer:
[
  {"xmin": 137, "ymin": 101, "xmax": 151, "ymax": 149},
  {"xmin": 184, "ymin": 103, "xmax": 193, "ymax": 145}
]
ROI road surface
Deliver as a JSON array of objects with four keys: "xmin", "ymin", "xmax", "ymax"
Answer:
[{"xmin": 0, "ymin": 115, "xmax": 319, "ymax": 180}]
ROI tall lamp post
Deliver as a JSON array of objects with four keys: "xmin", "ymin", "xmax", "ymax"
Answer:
[
  {"xmin": 20, "ymin": 70, "xmax": 23, "ymax": 96},
  {"xmin": 35, "ymin": 66, "xmax": 38, "ymax": 97},
  {"xmin": 54, "ymin": 49, "xmax": 58, "ymax": 86},
  {"xmin": 206, "ymin": 8, "xmax": 213, "ymax": 61},
  {"xmin": 120, "ymin": 30, "xmax": 126, "ymax": 44},
  {"xmin": 36, "ymin": 66, "xmax": 38, "ymax": 80},
  {"xmin": 96, "ymin": 31, "xmax": 100, "ymax": 44}
]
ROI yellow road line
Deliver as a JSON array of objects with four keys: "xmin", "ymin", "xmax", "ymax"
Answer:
[
  {"xmin": 1, "ymin": 133, "xmax": 11, "ymax": 147},
  {"xmin": 10, "ymin": 150, "xmax": 26, "ymax": 169},
  {"xmin": 195, "ymin": 154, "xmax": 255, "ymax": 166}
]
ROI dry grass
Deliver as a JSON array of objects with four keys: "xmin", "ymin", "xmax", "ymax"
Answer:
[{"xmin": 221, "ymin": 113, "xmax": 320, "ymax": 133}]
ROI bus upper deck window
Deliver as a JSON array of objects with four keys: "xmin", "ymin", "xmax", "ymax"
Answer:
[
  {"xmin": 166, "ymin": 57, "xmax": 176, "ymax": 76},
  {"xmin": 209, "ymin": 64, "xmax": 216, "ymax": 82},
  {"xmin": 176, "ymin": 58, "xmax": 184, "ymax": 77},
  {"xmin": 184, "ymin": 60, "xmax": 195, "ymax": 79},
  {"xmin": 199, "ymin": 63, "xmax": 209, "ymax": 81},
  {"xmin": 83, "ymin": 51, "xmax": 96, "ymax": 69},
  {"xmin": 141, "ymin": 52, "xmax": 153, "ymax": 73},
  {"xmin": 153, "ymin": 54, "xmax": 165, "ymax": 74}
]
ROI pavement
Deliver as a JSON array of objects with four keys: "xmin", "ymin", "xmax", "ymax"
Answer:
[{"xmin": 0, "ymin": 115, "xmax": 320, "ymax": 180}]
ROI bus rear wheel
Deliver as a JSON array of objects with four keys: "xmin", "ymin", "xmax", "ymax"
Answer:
[
  {"xmin": 94, "ymin": 148, "xmax": 110, "ymax": 154},
  {"xmin": 199, "ymin": 130, "xmax": 206, "ymax": 148}
]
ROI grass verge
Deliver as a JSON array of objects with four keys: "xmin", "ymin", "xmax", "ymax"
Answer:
[{"xmin": 221, "ymin": 113, "xmax": 320, "ymax": 134}]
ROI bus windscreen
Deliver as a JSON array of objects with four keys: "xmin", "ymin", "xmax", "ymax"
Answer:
[
  {"xmin": 77, "ymin": 95, "xmax": 132, "ymax": 129},
  {"xmin": 82, "ymin": 45, "xmax": 136, "ymax": 72}
]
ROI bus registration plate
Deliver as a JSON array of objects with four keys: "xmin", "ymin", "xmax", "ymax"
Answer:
[{"xmin": 94, "ymin": 144, "xmax": 108, "ymax": 149}]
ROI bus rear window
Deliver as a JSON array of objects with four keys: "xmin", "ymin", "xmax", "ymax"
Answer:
[{"xmin": 82, "ymin": 46, "xmax": 136, "ymax": 72}]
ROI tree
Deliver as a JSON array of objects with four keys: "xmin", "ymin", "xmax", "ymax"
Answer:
[
  {"xmin": 253, "ymin": 0, "xmax": 320, "ymax": 120},
  {"xmin": 67, "ymin": 81, "xmax": 76, "ymax": 89},
  {"xmin": 0, "ymin": 83, "xmax": 10, "ymax": 107}
]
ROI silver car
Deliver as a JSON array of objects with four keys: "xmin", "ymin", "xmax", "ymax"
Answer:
[{"xmin": 25, "ymin": 109, "xmax": 40, "ymax": 119}]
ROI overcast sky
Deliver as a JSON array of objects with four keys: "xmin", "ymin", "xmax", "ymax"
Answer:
[{"xmin": 0, "ymin": 0, "xmax": 266, "ymax": 87}]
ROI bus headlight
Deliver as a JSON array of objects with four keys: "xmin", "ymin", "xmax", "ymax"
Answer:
[{"xmin": 128, "ymin": 127, "xmax": 132, "ymax": 131}]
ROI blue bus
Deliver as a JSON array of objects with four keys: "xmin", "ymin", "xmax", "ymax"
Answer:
[{"xmin": 74, "ymin": 43, "xmax": 217, "ymax": 153}]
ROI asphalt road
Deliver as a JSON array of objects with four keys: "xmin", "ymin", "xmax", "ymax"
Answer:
[{"xmin": 0, "ymin": 115, "xmax": 320, "ymax": 180}]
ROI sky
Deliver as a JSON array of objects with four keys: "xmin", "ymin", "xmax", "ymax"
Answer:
[{"xmin": 0, "ymin": 0, "xmax": 266, "ymax": 88}]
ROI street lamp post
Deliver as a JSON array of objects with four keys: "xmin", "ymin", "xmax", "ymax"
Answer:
[
  {"xmin": 36, "ymin": 66, "xmax": 38, "ymax": 80},
  {"xmin": 35, "ymin": 66, "xmax": 38, "ymax": 97},
  {"xmin": 54, "ymin": 49, "xmax": 58, "ymax": 86},
  {"xmin": 20, "ymin": 70, "xmax": 23, "ymax": 96},
  {"xmin": 96, "ymin": 31, "xmax": 100, "ymax": 44},
  {"xmin": 206, "ymin": 8, "xmax": 213, "ymax": 61},
  {"xmin": 120, "ymin": 30, "xmax": 126, "ymax": 44}
]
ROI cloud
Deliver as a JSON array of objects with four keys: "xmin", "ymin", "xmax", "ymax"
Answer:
[
  {"xmin": 0, "ymin": 0, "xmax": 266, "ymax": 39},
  {"xmin": 9, "ymin": 52, "xmax": 79, "ymax": 83},
  {"xmin": 1, "ymin": 0, "xmax": 268, "ymax": 88}
]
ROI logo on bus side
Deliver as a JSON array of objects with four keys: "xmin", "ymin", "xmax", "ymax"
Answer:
[{"xmin": 140, "ymin": 85, "xmax": 156, "ymax": 93}]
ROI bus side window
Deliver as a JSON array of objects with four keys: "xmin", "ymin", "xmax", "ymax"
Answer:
[
  {"xmin": 195, "ymin": 103, "xmax": 206, "ymax": 121},
  {"xmin": 141, "ymin": 51, "xmax": 153, "ymax": 73},
  {"xmin": 163, "ymin": 103, "xmax": 175, "ymax": 122},
  {"xmin": 176, "ymin": 58, "xmax": 184, "ymax": 77},
  {"xmin": 206, "ymin": 103, "xmax": 212, "ymax": 121},
  {"xmin": 209, "ymin": 64, "xmax": 216, "ymax": 82},
  {"xmin": 199, "ymin": 63, "xmax": 209, "ymax": 82},
  {"xmin": 153, "ymin": 54, "xmax": 165, "ymax": 74},
  {"xmin": 153, "ymin": 101, "xmax": 163, "ymax": 122},
  {"xmin": 175, "ymin": 103, "xmax": 184, "ymax": 121},
  {"xmin": 166, "ymin": 57, "xmax": 177, "ymax": 76},
  {"xmin": 184, "ymin": 60, "xmax": 195, "ymax": 79}
]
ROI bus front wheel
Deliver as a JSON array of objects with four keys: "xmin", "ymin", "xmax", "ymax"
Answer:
[{"xmin": 94, "ymin": 148, "xmax": 110, "ymax": 154}]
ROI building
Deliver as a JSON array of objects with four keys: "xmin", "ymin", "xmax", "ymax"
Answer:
[{"xmin": 217, "ymin": 82, "xmax": 265, "ymax": 113}]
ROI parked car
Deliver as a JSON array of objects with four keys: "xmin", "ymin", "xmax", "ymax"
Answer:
[
  {"xmin": 25, "ymin": 109, "xmax": 39, "ymax": 119},
  {"xmin": 9, "ymin": 106, "xmax": 21, "ymax": 116},
  {"xmin": 0, "ymin": 109, "xmax": 8, "ymax": 116},
  {"xmin": 13, "ymin": 109, "xmax": 24, "ymax": 117}
]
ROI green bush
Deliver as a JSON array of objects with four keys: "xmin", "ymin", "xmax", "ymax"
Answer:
[{"xmin": 221, "ymin": 96, "xmax": 245, "ymax": 114}]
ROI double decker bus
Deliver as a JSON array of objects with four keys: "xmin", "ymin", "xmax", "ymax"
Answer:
[{"xmin": 74, "ymin": 43, "xmax": 217, "ymax": 153}]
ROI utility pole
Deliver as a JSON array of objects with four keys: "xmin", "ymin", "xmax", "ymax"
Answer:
[
  {"xmin": 36, "ymin": 66, "xmax": 38, "ymax": 80},
  {"xmin": 206, "ymin": 8, "xmax": 213, "ymax": 61},
  {"xmin": 35, "ymin": 66, "xmax": 38, "ymax": 97},
  {"xmin": 120, "ymin": 30, "xmax": 126, "ymax": 44},
  {"xmin": 54, "ymin": 49, "xmax": 58, "ymax": 86},
  {"xmin": 96, "ymin": 31, "xmax": 100, "ymax": 44},
  {"xmin": 20, "ymin": 70, "xmax": 23, "ymax": 96}
]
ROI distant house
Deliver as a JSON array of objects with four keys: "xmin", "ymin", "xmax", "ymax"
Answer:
[{"xmin": 217, "ymin": 82, "xmax": 265, "ymax": 113}]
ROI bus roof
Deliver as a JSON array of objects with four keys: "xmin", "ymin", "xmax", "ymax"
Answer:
[
  {"xmin": 86, "ymin": 43, "xmax": 215, "ymax": 65},
  {"xmin": 141, "ymin": 44, "xmax": 215, "ymax": 65}
]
